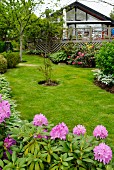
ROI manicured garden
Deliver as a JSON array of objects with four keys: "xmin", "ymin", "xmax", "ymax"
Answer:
[{"xmin": 0, "ymin": 41, "xmax": 114, "ymax": 169}]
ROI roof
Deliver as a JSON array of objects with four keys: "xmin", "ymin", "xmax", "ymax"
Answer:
[{"xmin": 64, "ymin": 1, "xmax": 114, "ymax": 26}]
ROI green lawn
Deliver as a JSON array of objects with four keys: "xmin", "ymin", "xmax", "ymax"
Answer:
[{"xmin": 4, "ymin": 54, "xmax": 114, "ymax": 150}]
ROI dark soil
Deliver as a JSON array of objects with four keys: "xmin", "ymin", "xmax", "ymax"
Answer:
[
  {"xmin": 38, "ymin": 80, "xmax": 59, "ymax": 86},
  {"xmin": 94, "ymin": 79, "xmax": 114, "ymax": 94}
]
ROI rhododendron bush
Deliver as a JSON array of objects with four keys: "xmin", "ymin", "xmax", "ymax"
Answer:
[
  {"xmin": 0, "ymin": 75, "xmax": 113, "ymax": 170},
  {"xmin": 0, "ymin": 99, "xmax": 113, "ymax": 170}
]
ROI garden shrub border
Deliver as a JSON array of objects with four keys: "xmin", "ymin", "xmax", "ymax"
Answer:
[{"xmin": 0, "ymin": 75, "xmax": 113, "ymax": 169}]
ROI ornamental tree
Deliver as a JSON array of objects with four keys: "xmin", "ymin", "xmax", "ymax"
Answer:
[{"xmin": 0, "ymin": 0, "xmax": 44, "ymax": 61}]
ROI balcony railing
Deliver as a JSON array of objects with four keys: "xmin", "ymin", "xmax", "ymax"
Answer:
[{"xmin": 62, "ymin": 26, "xmax": 114, "ymax": 41}]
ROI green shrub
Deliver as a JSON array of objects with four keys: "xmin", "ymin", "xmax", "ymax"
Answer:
[
  {"xmin": 0, "ymin": 55, "xmax": 7, "ymax": 74},
  {"xmin": 2, "ymin": 51, "xmax": 20, "ymax": 68},
  {"xmin": 95, "ymin": 41, "xmax": 114, "ymax": 75},
  {"xmin": 50, "ymin": 51, "xmax": 67, "ymax": 63},
  {"xmin": 0, "ymin": 41, "xmax": 5, "ymax": 53}
]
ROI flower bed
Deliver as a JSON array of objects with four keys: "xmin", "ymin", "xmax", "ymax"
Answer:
[{"xmin": 0, "ymin": 75, "xmax": 113, "ymax": 169}]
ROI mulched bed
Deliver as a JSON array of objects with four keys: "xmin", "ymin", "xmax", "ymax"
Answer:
[
  {"xmin": 94, "ymin": 79, "xmax": 114, "ymax": 94},
  {"xmin": 38, "ymin": 80, "xmax": 59, "ymax": 86}
]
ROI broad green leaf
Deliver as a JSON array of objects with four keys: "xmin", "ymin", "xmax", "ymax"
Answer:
[
  {"xmin": 28, "ymin": 162, "xmax": 34, "ymax": 170},
  {"xmin": 0, "ymin": 159, "xmax": 4, "ymax": 168},
  {"xmin": 83, "ymin": 158, "xmax": 94, "ymax": 163},
  {"xmin": 52, "ymin": 153, "xmax": 59, "ymax": 160},
  {"xmin": 83, "ymin": 147, "xmax": 93, "ymax": 152},
  {"xmin": 12, "ymin": 151, "xmax": 17, "ymax": 163},
  {"xmin": 62, "ymin": 161, "xmax": 69, "ymax": 166},
  {"xmin": 0, "ymin": 141, "xmax": 3, "ymax": 146},
  {"xmin": 35, "ymin": 162, "xmax": 40, "ymax": 170},
  {"xmin": 47, "ymin": 154, "xmax": 51, "ymax": 163},
  {"xmin": 64, "ymin": 157, "xmax": 73, "ymax": 162}
]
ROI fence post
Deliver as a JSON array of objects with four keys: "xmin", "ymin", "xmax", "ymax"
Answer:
[
  {"xmin": 89, "ymin": 26, "xmax": 92, "ymax": 42},
  {"xmin": 108, "ymin": 25, "xmax": 111, "ymax": 41}
]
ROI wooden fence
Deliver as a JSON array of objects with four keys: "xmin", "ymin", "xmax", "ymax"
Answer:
[{"xmin": 28, "ymin": 26, "xmax": 114, "ymax": 53}]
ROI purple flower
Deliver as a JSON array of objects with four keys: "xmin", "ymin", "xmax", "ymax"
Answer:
[
  {"xmin": 93, "ymin": 143, "xmax": 112, "ymax": 165},
  {"xmin": 73, "ymin": 125, "xmax": 86, "ymax": 136},
  {"xmin": 93, "ymin": 125, "xmax": 108, "ymax": 139},
  {"xmin": 50, "ymin": 122, "xmax": 69, "ymax": 140},
  {"xmin": 33, "ymin": 113, "xmax": 48, "ymax": 126},
  {"xmin": 4, "ymin": 136, "xmax": 16, "ymax": 149}
]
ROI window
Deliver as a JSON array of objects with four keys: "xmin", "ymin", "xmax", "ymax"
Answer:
[
  {"xmin": 66, "ymin": 8, "xmax": 75, "ymax": 21},
  {"xmin": 76, "ymin": 9, "xmax": 86, "ymax": 21},
  {"xmin": 87, "ymin": 14, "xmax": 100, "ymax": 21}
]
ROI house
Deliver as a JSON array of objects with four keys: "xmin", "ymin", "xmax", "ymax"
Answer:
[{"xmin": 62, "ymin": 1, "xmax": 114, "ymax": 40}]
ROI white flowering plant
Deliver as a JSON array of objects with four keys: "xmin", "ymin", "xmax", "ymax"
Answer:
[{"xmin": 94, "ymin": 69, "xmax": 114, "ymax": 86}]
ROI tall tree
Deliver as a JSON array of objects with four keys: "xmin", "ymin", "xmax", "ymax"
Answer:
[
  {"xmin": 0, "ymin": 0, "xmax": 44, "ymax": 61},
  {"xmin": 110, "ymin": 8, "xmax": 114, "ymax": 20}
]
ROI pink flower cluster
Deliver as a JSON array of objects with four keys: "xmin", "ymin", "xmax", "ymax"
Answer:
[
  {"xmin": 33, "ymin": 113, "xmax": 48, "ymax": 126},
  {"xmin": 93, "ymin": 125, "xmax": 108, "ymax": 139},
  {"xmin": 93, "ymin": 143, "xmax": 112, "ymax": 165},
  {"xmin": 73, "ymin": 125, "xmax": 86, "ymax": 136},
  {"xmin": 76, "ymin": 51, "xmax": 85, "ymax": 59},
  {"xmin": 50, "ymin": 122, "xmax": 69, "ymax": 140},
  {"xmin": 0, "ymin": 95, "xmax": 11, "ymax": 124}
]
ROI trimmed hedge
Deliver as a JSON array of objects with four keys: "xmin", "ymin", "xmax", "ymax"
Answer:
[
  {"xmin": 0, "ymin": 55, "xmax": 7, "ymax": 73},
  {"xmin": 2, "ymin": 51, "xmax": 20, "ymax": 68}
]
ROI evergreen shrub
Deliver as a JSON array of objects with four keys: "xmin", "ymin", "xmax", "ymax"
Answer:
[
  {"xmin": 0, "ymin": 55, "xmax": 7, "ymax": 74},
  {"xmin": 2, "ymin": 51, "xmax": 20, "ymax": 68},
  {"xmin": 0, "ymin": 41, "xmax": 5, "ymax": 53},
  {"xmin": 95, "ymin": 41, "xmax": 114, "ymax": 75}
]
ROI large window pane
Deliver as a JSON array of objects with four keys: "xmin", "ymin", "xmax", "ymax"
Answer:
[
  {"xmin": 87, "ymin": 14, "xmax": 100, "ymax": 21},
  {"xmin": 76, "ymin": 9, "xmax": 86, "ymax": 21},
  {"xmin": 66, "ymin": 8, "xmax": 75, "ymax": 21}
]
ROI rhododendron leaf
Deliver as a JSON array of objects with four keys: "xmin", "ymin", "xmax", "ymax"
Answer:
[
  {"xmin": 47, "ymin": 154, "xmax": 51, "ymax": 163},
  {"xmin": 83, "ymin": 158, "xmax": 94, "ymax": 163},
  {"xmin": 35, "ymin": 162, "xmax": 40, "ymax": 170},
  {"xmin": 52, "ymin": 153, "xmax": 59, "ymax": 160},
  {"xmin": 77, "ymin": 160, "xmax": 86, "ymax": 168},
  {"xmin": 12, "ymin": 151, "xmax": 17, "ymax": 163},
  {"xmin": 0, "ymin": 141, "xmax": 3, "ymax": 146},
  {"xmin": 29, "ymin": 162, "xmax": 35, "ymax": 170},
  {"xmin": 83, "ymin": 147, "xmax": 93, "ymax": 152},
  {"xmin": 62, "ymin": 161, "xmax": 69, "ymax": 166},
  {"xmin": 39, "ymin": 162, "xmax": 44, "ymax": 170},
  {"xmin": 6, "ymin": 151, "xmax": 11, "ymax": 160},
  {"xmin": 30, "ymin": 144, "xmax": 35, "ymax": 154},
  {"xmin": 106, "ymin": 165, "xmax": 113, "ymax": 170},
  {"xmin": 0, "ymin": 159, "xmax": 4, "ymax": 168},
  {"xmin": 64, "ymin": 157, "xmax": 73, "ymax": 162}
]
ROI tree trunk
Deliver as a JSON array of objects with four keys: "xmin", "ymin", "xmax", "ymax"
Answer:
[{"xmin": 19, "ymin": 24, "xmax": 23, "ymax": 62}]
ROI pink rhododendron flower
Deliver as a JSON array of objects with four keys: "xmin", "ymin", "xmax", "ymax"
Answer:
[
  {"xmin": 72, "ymin": 62, "xmax": 76, "ymax": 65},
  {"xmin": 76, "ymin": 56, "xmax": 80, "ymax": 59},
  {"xmin": 78, "ymin": 52, "xmax": 81, "ymax": 55},
  {"xmin": 81, "ymin": 53, "xmax": 84, "ymax": 57},
  {"xmin": 50, "ymin": 122, "xmax": 69, "ymax": 140},
  {"xmin": 73, "ymin": 125, "xmax": 86, "ymax": 136},
  {"xmin": 34, "ymin": 129, "xmax": 48, "ymax": 139},
  {"xmin": 77, "ymin": 62, "xmax": 82, "ymax": 65},
  {"xmin": 93, "ymin": 125, "xmax": 108, "ymax": 139},
  {"xmin": 33, "ymin": 113, "xmax": 48, "ymax": 126},
  {"xmin": 0, "ymin": 96, "xmax": 11, "ymax": 124},
  {"xmin": 93, "ymin": 143, "xmax": 112, "ymax": 165}
]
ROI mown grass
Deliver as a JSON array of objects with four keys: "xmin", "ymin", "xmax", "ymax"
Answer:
[{"xmin": 4, "ymin": 54, "xmax": 114, "ymax": 152}]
